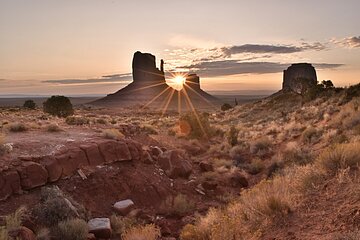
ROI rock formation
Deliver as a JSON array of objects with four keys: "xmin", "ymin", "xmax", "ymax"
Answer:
[
  {"xmin": 91, "ymin": 51, "xmax": 219, "ymax": 110},
  {"xmin": 282, "ymin": 63, "xmax": 317, "ymax": 94},
  {"xmin": 132, "ymin": 51, "xmax": 165, "ymax": 83}
]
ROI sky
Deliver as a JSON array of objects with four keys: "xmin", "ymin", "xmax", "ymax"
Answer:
[{"xmin": 0, "ymin": 0, "xmax": 359, "ymax": 96}]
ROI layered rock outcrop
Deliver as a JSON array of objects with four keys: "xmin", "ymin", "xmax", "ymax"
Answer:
[{"xmin": 282, "ymin": 63, "xmax": 317, "ymax": 93}]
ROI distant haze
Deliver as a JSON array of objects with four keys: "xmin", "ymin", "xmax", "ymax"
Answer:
[{"xmin": 0, "ymin": 0, "xmax": 359, "ymax": 95}]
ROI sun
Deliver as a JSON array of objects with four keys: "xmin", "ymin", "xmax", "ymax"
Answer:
[{"xmin": 171, "ymin": 75, "xmax": 186, "ymax": 90}]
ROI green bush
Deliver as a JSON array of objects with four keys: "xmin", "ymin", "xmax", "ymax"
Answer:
[
  {"xmin": 43, "ymin": 96, "xmax": 74, "ymax": 118},
  {"xmin": 23, "ymin": 99, "xmax": 36, "ymax": 109}
]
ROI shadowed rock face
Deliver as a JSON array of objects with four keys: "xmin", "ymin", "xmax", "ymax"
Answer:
[{"xmin": 283, "ymin": 63, "xmax": 317, "ymax": 93}]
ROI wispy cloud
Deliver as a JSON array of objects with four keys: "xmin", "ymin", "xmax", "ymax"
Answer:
[
  {"xmin": 180, "ymin": 60, "xmax": 343, "ymax": 78},
  {"xmin": 220, "ymin": 42, "xmax": 326, "ymax": 58},
  {"xmin": 332, "ymin": 36, "xmax": 360, "ymax": 48},
  {"xmin": 42, "ymin": 73, "xmax": 132, "ymax": 85}
]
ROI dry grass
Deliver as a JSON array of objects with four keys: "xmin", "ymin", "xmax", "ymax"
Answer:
[
  {"xmin": 316, "ymin": 142, "xmax": 360, "ymax": 175},
  {"xmin": 45, "ymin": 124, "xmax": 62, "ymax": 132},
  {"xmin": 110, "ymin": 215, "xmax": 137, "ymax": 237},
  {"xmin": 250, "ymin": 137, "xmax": 272, "ymax": 156},
  {"xmin": 65, "ymin": 116, "xmax": 89, "ymax": 125},
  {"xmin": 160, "ymin": 194, "xmax": 195, "ymax": 215},
  {"xmin": 54, "ymin": 218, "xmax": 88, "ymax": 240},
  {"xmin": 121, "ymin": 224, "xmax": 161, "ymax": 240},
  {"xmin": 8, "ymin": 122, "xmax": 27, "ymax": 132},
  {"xmin": 102, "ymin": 128, "xmax": 125, "ymax": 140}
]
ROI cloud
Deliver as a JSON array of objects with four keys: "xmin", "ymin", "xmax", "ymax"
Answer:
[
  {"xmin": 220, "ymin": 42, "xmax": 326, "ymax": 58},
  {"xmin": 43, "ymin": 73, "xmax": 132, "ymax": 85},
  {"xmin": 180, "ymin": 60, "xmax": 343, "ymax": 78},
  {"xmin": 332, "ymin": 36, "xmax": 360, "ymax": 48}
]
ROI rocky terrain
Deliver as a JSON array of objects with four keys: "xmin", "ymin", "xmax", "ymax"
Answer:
[{"xmin": 1, "ymin": 63, "xmax": 360, "ymax": 240}]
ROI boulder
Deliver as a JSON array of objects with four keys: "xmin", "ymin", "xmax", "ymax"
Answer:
[
  {"xmin": 56, "ymin": 147, "xmax": 88, "ymax": 177},
  {"xmin": 41, "ymin": 157, "xmax": 62, "ymax": 182},
  {"xmin": 126, "ymin": 141, "xmax": 142, "ymax": 160},
  {"xmin": 113, "ymin": 199, "xmax": 135, "ymax": 215},
  {"xmin": 17, "ymin": 162, "xmax": 48, "ymax": 190},
  {"xmin": 157, "ymin": 150, "xmax": 192, "ymax": 178},
  {"xmin": 80, "ymin": 143, "xmax": 104, "ymax": 166},
  {"xmin": 88, "ymin": 218, "xmax": 112, "ymax": 239},
  {"xmin": 0, "ymin": 170, "xmax": 21, "ymax": 200},
  {"xmin": 116, "ymin": 141, "xmax": 132, "ymax": 161},
  {"xmin": 98, "ymin": 140, "xmax": 119, "ymax": 163}
]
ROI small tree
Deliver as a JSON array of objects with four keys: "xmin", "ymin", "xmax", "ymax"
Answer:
[
  {"xmin": 43, "ymin": 96, "xmax": 74, "ymax": 117},
  {"xmin": 23, "ymin": 100, "xmax": 36, "ymax": 109},
  {"xmin": 221, "ymin": 103, "xmax": 233, "ymax": 111},
  {"xmin": 321, "ymin": 80, "xmax": 334, "ymax": 89}
]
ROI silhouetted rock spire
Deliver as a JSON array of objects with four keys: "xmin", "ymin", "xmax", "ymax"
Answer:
[
  {"xmin": 132, "ymin": 51, "xmax": 165, "ymax": 83},
  {"xmin": 283, "ymin": 63, "xmax": 317, "ymax": 93}
]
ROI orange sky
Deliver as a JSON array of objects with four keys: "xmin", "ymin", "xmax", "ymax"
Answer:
[{"xmin": 0, "ymin": 0, "xmax": 359, "ymax": 95}]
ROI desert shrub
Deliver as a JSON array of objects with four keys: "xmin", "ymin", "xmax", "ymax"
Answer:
[
  {"xmin": 65, "ymin": 116, "xmax": 89, "ymax": 125},
  {"xmin": 211, "ymin": 158, "xmax": 234, "ymax": 171},
  {"xmin": 245, "ymin": 158, "xmax": 265, "ymax": 175},
  {"xmin": 53, "ymin": 218, "xmax": 88, "ymax": 240},
  {"xmin": 110, "ymin": 215, "xmax": 137, "ymax": 237},
  {"xmin": 122, "ymin": 224, "xmax": 161, "ymax": 240},
  {"xmin": 279, "ymin": 144, "xmax": 312, "ymax": 166},
  {"xmin": 344, "ymin": 83, "xmax": 360, "ymax": 103},
  {"xmin": 179, "ymin": 112, "xmax": 214, "ymax": 139},
  {"xmin": 102, "ymin": 128, "xmax": 125, "ymax": 140},
  {"xmin": 46, "ymin": 124, "xmax": 62, "ymax": 132},
  {"xmin": 36, "ymin": 228, "xmax": 51, "ymax": 240},
  {"xmin": 229, "ymin": 144, "xmax": 248, "ymax": 163},
  {"xmin": 0, "ymin": 206, "xmax": 27, "ymax": 240},
  {"xmin": 5, "ymin": 206, "xmax": 27, "ymax": 232},
  {"xmin": 0, "ymin": 134, "xmax": 6, "ymax": 156},
  {"xmin": 43, "ymin": 96, "xmax": 74, "ymax": 118},
  {"xmin": 221, "ymin": 103, "xmax": 233, "ymax": 111},
  {"xmin": 23, "ymin": 99, "xmax": 36, "ymax": 109},
  {"xmin": 180, "ymin": 209, "xmax": 219, "ymax": 240},
  {"xmin": 140, "ymin": 124, "xmax": 158, "ymax": 135},
  {"xmin": 33, "ymin": 187, "xmax": 87, "ymax": 227},
  {"xmin": 316, "ymin": 142, "xmax": 360, "ymax": 175},
  {"xmin": 160, "ymin": 194, "xmax": 195, "ymax": 215},
  {"xmin": 110, "ymin": 119, "xmax": 117, "ymax": 124},
  {"xmin": 239, "ymin": 176, "xmax": 292, "ymax": 226},
  {"xmin": 8, "ymin": 122, "xmax": 27, "ymax": 132},
  {"xmin": 301, "ymin": 127, "xmax": 321, "ymax": 144},
  {"xmin": 288, "ymin": 165, "xmax": 325, "ymax": 193},
  {"xmin": 250, "ymin": 137, "xmax": 272, "ymax": 155},
  {"xmin": 96, "ymin": 118, "xmax": 107, "ymax": 124},
  {"xmin": 227, "ymin": 126, "xmax": 238, "ymax": 146}
]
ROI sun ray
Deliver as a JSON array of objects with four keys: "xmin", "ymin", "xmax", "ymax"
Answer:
[
  {"xmin": 183, "ymin": 82, "xmax": 217, "ymax": 109},
  {"xmin": 142, "ymin": 86, "xmax": 171, "ymax": 109},
  {"xmin": 161, "ymin": 88, "xmax": 175, "ymax": 116},
  {"xmin": 182, "ymin": 86, "xmax": 207, "ymax": 138},
  {"xmin": 127, "ymin": 82, "xmax": 167, "ymax": 93}
]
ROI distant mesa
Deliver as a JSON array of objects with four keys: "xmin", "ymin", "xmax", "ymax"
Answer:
[
  {"xmin": 91, "ymin": 51, "xmax": 219, "ymax": 110},
  {"xmin": 282, "ymin": 63, "xmax": 317, "ymax": 94}
]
